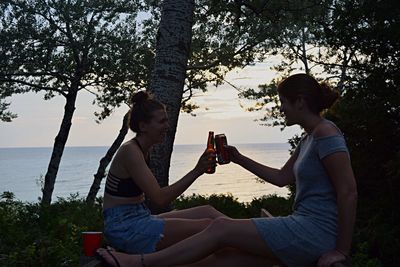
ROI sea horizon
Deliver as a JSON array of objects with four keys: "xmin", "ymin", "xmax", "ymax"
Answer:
[
  {"xmin": 0, "ymin": 143, "xmax": 291, "ymax": 203},
  {"xmin": 0, "ymin": 141, "xmax": 289, "ymax": 149}
]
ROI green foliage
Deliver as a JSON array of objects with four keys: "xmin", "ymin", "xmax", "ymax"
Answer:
[
  {"xmin": 1, "ymin": 192, "xmax": 385, "ymax": 266},
  {"xmin": 0, "ymin": 0, "xmax": 152, "ymax": 121},
  {"xmin": 0, "ymin": 99, "xmax": 17, "ymax": 122},
  {"xmin": 1, "ymin": 0, "xmax": 399, "ymax": 264},
  {"xmin": 237, "ymin": 0, "xmax": 400, "ymax": 265},
  {"xmin": 0, "ymin": 0, "xmax": 159, "ymax": 204},
  {"xmin": 352, "ymin": 242, "xmax": 383, "ymax": 267},
  {"xmin": 238, "ymin": 78, "xmax": 284, "ymax": 127},
  {"xmin": 0, "ymin": 194, "xmax": 103, "ymax": 267},
  {"xmin": 0, "ymin": 192, "xmax": 291, "ymax": 266},
  {"xmin": 247, "ymin": 194, "xmax": 292, "ymax": 217},
  {"xmin": 173, "ymin": 193, "xmax": 291, "ymax": 218},
  {"xmin": 326, "ymin": 2, "xmax": 400, "ymax": 265},
  {"xmin": 174, "ymin": 193, "xmax": 248, "ymax": 218}
]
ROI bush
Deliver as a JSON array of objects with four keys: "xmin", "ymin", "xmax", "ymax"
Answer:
[
  {"xmin": 0, "ymin": 193, "xmax": 103, "ymax": 267},
  {"xmin": 174, "ymin": 193, "xmax": 248, "ymax": 218},
  {"xmin": 173, "ymin": 193, "xmax": 292, "ymax": 218},
  {"xmin": 0, "ymin": 192, "xmax": 389, "ymax": 266}
]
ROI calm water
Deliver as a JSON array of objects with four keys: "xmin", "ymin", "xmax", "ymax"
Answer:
[{"xmin": 0, "ymin": 143, "xmax": 291, "ymax": 203}]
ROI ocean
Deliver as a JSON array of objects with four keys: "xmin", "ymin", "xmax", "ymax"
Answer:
[{"xmin": 0, "ymin": 143, "xmax": 291, "ymax": 203}]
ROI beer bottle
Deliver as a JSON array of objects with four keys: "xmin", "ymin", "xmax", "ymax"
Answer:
[{"xmin": 206, "ymin": 131, "xmax": 216, "ymax": 174}]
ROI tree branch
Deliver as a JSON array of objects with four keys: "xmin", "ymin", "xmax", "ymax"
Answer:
[
  {"xmin": 0, "ymin": 78, "xmax": 67, "ymax": 97},
  {"xmin": 306, "ymin": 54, "xmax": 369, "ymax": 72},
  {"xmin": 187, "ymin": 38, "xmax": 261, "ymax": 70}
]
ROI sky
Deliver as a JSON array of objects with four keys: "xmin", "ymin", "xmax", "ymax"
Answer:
[{"xmin": 0, "ymin": 62, "xmax": 302, "ymax": 148}]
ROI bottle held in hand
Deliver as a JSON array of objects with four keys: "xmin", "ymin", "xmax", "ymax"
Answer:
[
  {"xmin": 215, "ymin": 134, "xmax": 230, "ymax": 164},
  {"xmin": 205, "ymin": 131, "xmax": 216, "ymax": 174}
]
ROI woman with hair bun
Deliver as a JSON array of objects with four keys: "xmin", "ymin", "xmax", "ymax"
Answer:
[
  {"xmin": 101, "ymin": 91, "xmax": 223, "ymax": 256},
  {"xmin": 97, "ymin": 74, "xmax": 357, "ymax": 267}
]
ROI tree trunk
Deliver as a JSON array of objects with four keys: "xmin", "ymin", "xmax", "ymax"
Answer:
[
  {"xmin": 300, "ymin": 28, "xmax": 310, "ymax": 74},
  {"xmin": 41, "ymin": 90, "xmax": 78, "ymax": 205},
  {"xmin": 86, "ymin": 111, "xmax": 130, "ymax": 205},
  {"xmin": 147, "ymin": 0, "xmax": 195, "ymax": 213}
]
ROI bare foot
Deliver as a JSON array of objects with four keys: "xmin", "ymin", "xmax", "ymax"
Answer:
[{"xmin": 96, "ymin": 247, "xmax": 141, "ymax": 267}]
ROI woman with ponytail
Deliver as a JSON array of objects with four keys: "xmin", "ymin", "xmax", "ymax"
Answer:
[
  {"xmin": 97, "ymin": 74, "xmax": 357, "ymax": 267},
  {"xmin": 101, "ymin": 91, "xmax": 223, "ymax": 256}
]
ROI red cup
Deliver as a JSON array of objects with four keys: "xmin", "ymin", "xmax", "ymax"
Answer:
[{"xmin": 82, "ymin": 231, "xmax": 102, "ymax": 257}]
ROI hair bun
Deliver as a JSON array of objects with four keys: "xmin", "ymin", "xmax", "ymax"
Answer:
[
  {"xmin": 131, "ymin": 91, "xmax": 149, "ymax": 105},
  {"xmin": 128, "ymin": 91, "xmax": 164, "ymax": 133},
  {"xmin": 319, "ymin": 82, "xmax": 340, "ymax": 111}
]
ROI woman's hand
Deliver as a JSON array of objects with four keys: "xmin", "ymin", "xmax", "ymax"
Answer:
[
  {"xmin": 193, "ymin": 149, "xmax": 216, "ymax": 175},
  {"xmin": 224, "ymin": 145, "xmax": 242, "ymax": 164},
  {"xmin": 317, "ymin": 250, "xmax": 347, "ymax": 267}
]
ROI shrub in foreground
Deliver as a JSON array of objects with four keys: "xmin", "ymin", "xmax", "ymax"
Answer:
[{"xmin": 0, "ymin": 192, "xmax": 384, "ymax": 267}]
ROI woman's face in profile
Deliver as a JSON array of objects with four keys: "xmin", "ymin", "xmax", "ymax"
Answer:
[
  {"xmin": 279, "ymin": 94, "xmax": 298, "ymax": 126},
  {"xmin": 144, "ymin": 109, "xmax": 170, "ymax": 143}
]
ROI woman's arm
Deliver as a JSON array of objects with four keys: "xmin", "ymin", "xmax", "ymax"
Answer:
[
  {"xmin": 318, "ymin": 151, "xmax": 358, "ymax": 267},
  {"xmin": 326, "ymin": 152, "xmax": 358, "ymax": 253},
  {"xmin": 122, "ymin": 146, "xmax": 213, "ymax": 207},
  {"xmin": 225, "ymin": 145, "xmax": 299, "ymax": 187}
]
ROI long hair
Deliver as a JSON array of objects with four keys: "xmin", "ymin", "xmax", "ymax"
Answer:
[{"xmin": 277, "ymin": 73, "xmax": 339, "ymax": 114}]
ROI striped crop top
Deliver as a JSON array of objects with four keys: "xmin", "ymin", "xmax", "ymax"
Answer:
[{"xmin": 105, "ymin": 139, "xmax": 149, "ymax": 197}]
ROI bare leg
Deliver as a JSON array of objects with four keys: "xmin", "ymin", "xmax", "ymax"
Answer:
[
  {"xmin": 148, "ymin": 217, "xmax": 282, "ymax": 266},
  {"xmin": 156, "ymin": 218, "xmax": 212, "ymax": 250},
  {"xmin": 157, "ymin": 205, "xmax": 228, "ymax": 219},
  {"xmin": 97, "ymin": 217, "xmax": 283, "ymax": 267},
  {"xmin": 156, "ymin": 205, "xmax": 229, "ymax": 249}
]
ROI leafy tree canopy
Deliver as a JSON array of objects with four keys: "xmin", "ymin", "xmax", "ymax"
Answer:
[
  {"xmin": 0, "ymin": 0, "xmax": 151, "ymax": 121},
  {"xmin": 236, "ymin": 1, "xmax": 400, "ymax": 264},
  {"xmin": 0, "ymin": 0, "xmax": 156, "ymax": 204}
]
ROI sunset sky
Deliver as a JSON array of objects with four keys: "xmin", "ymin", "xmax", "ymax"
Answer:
[{"xmin": 0, "ymin": 62, "xmax": 302, "ymax": 148}]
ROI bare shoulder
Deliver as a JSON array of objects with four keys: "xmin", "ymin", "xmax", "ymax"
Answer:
[
  {"xmin": 313, "ymin": 121, "xmax": 342, "ymax": 138},
  {"xmin": 115, "ymin": 140, "xmax": 143, "ymax": 164}
]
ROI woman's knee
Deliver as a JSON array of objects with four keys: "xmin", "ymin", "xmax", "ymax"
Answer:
[
  {"xmin": 206, "ymin": 217, "xmax": 235, "ymax": 237},
  {"xmin": 197, "ymin": 204, "xmax": 226, "ymax": 219},
  {"xmin": 199, "ymin": 217, "xmax": 213, "ymax": 227},
  {"xmin": 195, "ymin": 205, "xmax": 221, "ymax": 219}
]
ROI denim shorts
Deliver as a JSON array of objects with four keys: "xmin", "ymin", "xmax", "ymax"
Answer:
[{"xmin": 103, "ymin": 203, "xmax": 165, "ymax": 254}]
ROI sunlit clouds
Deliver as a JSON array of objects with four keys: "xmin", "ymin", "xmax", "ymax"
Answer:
[
  {"xmin": 188, "ymin": 61, "xmax": 280, "ymax": 120},
  {"xmin": 1, "ymin": 60, "xmax": 302, "ymax": 147}
]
